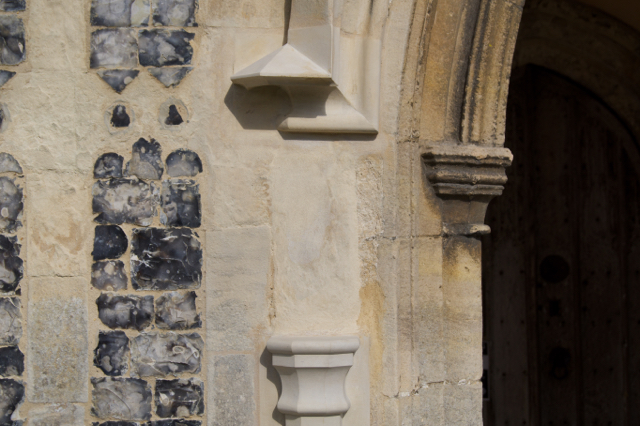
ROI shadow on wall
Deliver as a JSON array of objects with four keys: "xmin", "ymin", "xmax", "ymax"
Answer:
[
  {"xmin": 260, "ymin": 347, "xmax": 285, "ymax": 425},
  {"xmin": 224, "ymin": 85, "xmax": 291, "ymax": 131}
]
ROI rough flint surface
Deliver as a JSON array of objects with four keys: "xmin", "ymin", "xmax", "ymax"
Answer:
[
  {"xmin": 130, "ymin": 332, "xmax": 203, "ymax": 377},
  {"xmin": 94, "ymin": 153, "xmax": 124, "ymax": 179},
  {"xmin": 0, "ymin": 379, "xmax": 23, "ymax": 423},
  {"xmin": 111, "ymin": 105, "xmax": 131, "ymax": 128},
  {"xmin": 0, "ymin": 347, "xmax": 23, "ymax": 377},
  {"xmin": 91, "ymin": 0, "xmax": 150, "ymax": 27},
  {"xmin": 0, "ymin": 298, "xmax": 20, "ymax": 345},
  {"xmin": 155, "ymin": 291, "xmax": 200, "ymax": 330},
  {"xmin": 93, "ymin": 178, "xmax": 158, "ymax": 226},
  {"xmin": 91, "ymin": 377, "xmax": 152, "ymax": 421},
  {"xmin": 0, "ymin": 0, "xmax": 25, "ymax": 11},
  {"xmin": 138, "ymin": 30, "xmax": 194, "ymax": 67},
  {"xmin": 166, "ymin": 150, "xmax": 202, "ymax": 177},
  {"xmin": 0, "ymin": 16, "xmax": 25, "ymax": 65},
  {"xmin": 97, "ymin": 293, "xmax": 154, "ymax": 331},
  {"xmin": 98, "ymin": 69, "xmax": 140, "ymax": 93},
  {"xmin": 0, "ymin": 235, "xmax": 22, "ymax": 294},
  {"xmin": 0, "ymin": 71, "xmax": 15, "ymax": 89},
  {"xmin": 93, "ymin": 423, "xmax": 140, "ymax": 426},
  {"xmin": 131, "ymin": 228, "xmax": 202, "ymax": 290},
  {"xmin": 90, "ymin": 29, "xmax": 138, "ymax": 69},
  {"xmin": 125, "ymin": 138, "xmax": 164, "ymax": 180},
  {"xmin": 160, "ymin": 180, "xmax": 200, "ymax": 228},
  {"xmin": 93, "ymin": 225, "xmax": 128, "ymax": 261},
  {"xmin": 94, "ymin": 330, "xmax": 130, "ymax": 376},
  {"xmin": 0, "ymin": 154, "xmax": 21, "ymax": 174},
  {"xmin": 92, "ymin": 261, "xmax": 128, "ymax": 291},
  {"xmin": 0, "ymin": 177, "xmax": 22, "ymax": 233},
  {"xmin": 152, "ymin": 0, "xmax": 197, "ymax": 26},
  {"xmin": 165, "ymin": 104, "xmax": 184, "ymax": 125},
  {"xmin": 144, "ymin": 421, "xmax": 201, "ymax": 426},
  {"xmin": 149, "ymin": 67, "xmax": 192, "ymax": 88},
  {"xmin": 155, "ymin": 378, "xmax": 204, "ymax": 418}
]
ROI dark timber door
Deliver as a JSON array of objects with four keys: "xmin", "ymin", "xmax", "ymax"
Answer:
[{"xmin": 482, "ymin": 65, "xmax": 640, "ymax": 425}]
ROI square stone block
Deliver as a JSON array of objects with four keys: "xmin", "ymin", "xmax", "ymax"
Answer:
[
  {"xmin": 152, "ymin": 0, "xmax": 197, "ymax": 26},
  {"xmin": 138, "ymin": 29, "xmax": 194, "ymax": 66},
  {"xmin": 91, "ymin": 377, "xmax": 152, "ymax": 421},
  {"xmin": 90, "ymin": 29, "xmax": 138, "ymax": 69},
  {"xmin": 0, "ymin": 16, "xmax": 25, "ymax": 65},
  {"xmin": 91, "ymin": 0, "xmax": 150, "ymax": 27}
]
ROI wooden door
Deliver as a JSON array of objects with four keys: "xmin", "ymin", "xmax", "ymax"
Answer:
[{"xmin": 482, "ymin": 65, "xmax": 640, "ymax": 426}]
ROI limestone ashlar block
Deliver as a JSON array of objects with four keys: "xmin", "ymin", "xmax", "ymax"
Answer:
[
  {"xmin": 92, "ymin": 225, "xmax": 128, "ymax": 261},
  {"xmin": 0, "ymin": 346, "xmax": 23, "ymax": 377},
  {"xmin": 131, "ymin": 228, "xmax": 202, "ymax": 291},
  {"xmin": 92, "ymin": 260, "xmax": 128, "ymax": 291},
  {"xmin": 0, "ymin": 379, "xmax": 23, "ymax": 424},
  {"xmin": 138, "ymin": 29, "xmax": 194, "ymax": 67},
  {"xmin": 0, "ymin": 16, "xmax": 25, "ymax": 66},
  {"xmin": 0, "ymin": 0, "xmax": 25, "ymax": 12},
  {"xmin": 125, "ymin": 138, "xmax": 164, "ymax": 180},
  {"xmin": 144, "ymin": 420, "xmax": 201, "ymax": 426},
  {"xmin": 0, "ymin": 177, "xmax": 23, "ymax": 233},
  {"xmin": 97, "ymin": 293, "xmax": 154, "ymax": 331},
  {"xmin": 0, "ymin": 236, "xmax": 22, "ymax": 294},
  {"xmin": 94, "ymin": 330, "xmax": 130, "ymax": 376},
  {"xmin": 160, "ymin": 180, "xmax": 201, "ymax": 228},
  {"xmin": 0, "ymin": 154, "xmax": 22, "ymax": 175},
  {"xmin": 93, "ymin": 178, "xmax": 159, "ymax": 226},
  {"xmin": 91, "ymin": 0, "xmax": 151, "ymax": 27},
  {"xmin": 155, "ymin": 291, "xmax": 201, "ymax": 330},
  {"xmin": 91, "ymin": 377, "xmax": 152, "ymax": 421},
  {"xmin": 154, "ymin": 378, "xmax": 204, "ymax": 418},
  {"xmin": 130, "ymin": 332, "xmax": 203, "ymax": 377},
  {"xmin": 208, "ymin": 354, "xmax": 255, "ymax": 425},
  {"xmin": 29, "ymin": 404, "xmax": 85, "ymax": 426},
  {"xmin": 0, "ymin": 297, "xmax": 21, "ymax": 345},
  {"xmin": 166, "ymin": 150, "xmax": 202, "ymax": 178},
  {"xmin": 94, "ymin": 153, "xmax": 125, "ymax": 179},
  {"xmin": 152, "ymin": 0, "xmax": 197, "ymax": 27},
  {"xmin": 90, "ymin": 29, "xmax": 138, "ymax": 69}
]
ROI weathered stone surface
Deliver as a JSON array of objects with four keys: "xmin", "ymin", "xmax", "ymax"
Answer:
[
  {"xmin": 92, "ymin": 422, "xmax": 139, "ymax": 426},
  {"xmin": 0, "ymin": 154, "xmax": 22, "ymax": 175},
  {"xmin": 149, "ymin": 67, "xmax": 193, "ymax": 88},
  {"xmin": 208, "ymin": 355, "xmax": 255, "ymax": 425},
  {"xmin": 0, "ymin": 297, "xmax": 20, "ymax": 345},
  {"xmin": 0, "ymin": 379, "xmax": 23, "ymax": 424},
  {"xmin": 152, "ymin": 0, "xmax": 197, "ymax": 26},
  {"xmin": 94, "ymin": 331, "xmax": 130, "ymax": 376},
  {"xmin": 28, "ymin": 404, "xmax": 85, "ymax": 426},
  {"xmin": 91, "ymin": 377, "xmax": 152, "ymax": 421},
  {"xmin": 97, "ymin": 294, "xmax": 154, "ymax": 331},
  {"xmin": 0, "ymin": 71, "xmax": 14, "ymax": 89},
  {"xmin": 131, "ymin": 228, "xmax": 202, "ymax": 291},
  {"xmin": 125, "ymin": 138, "xmax": 164, "ymax": 180},
  {"xmin": 97, "ymin": 69, "xmax": 140, "ymax": 93},
  {"xmin": 0, "ymin": 177, "xmax": 22, "ymax": 233},
  {"xmin": 0, "ymin": 16, "xmax": 25, "ymax": 65},
  {"xmin": 166, "ymin": 150, "xmax": 201, "ymax": 178},
  {"xmin": 0, "ymin": 0, "xmax": 25, "ymax": 12},
  {"xmin": 138, "ymin": 30, "xmax": 194, "ymax": 66},
  {"xmin": 92, "ymin": 225, "xmax": 128, "ymax": 261},
  {"xmin": 94, "ymin": 153, "xmax": 124, "ymax": 179},
  {"xmin": 0, "ymin": 107, "xmax": 6, "ymax": 132},
  {"xmin": 111, "ymin": 106, "xmax": 131, "ymax": 128},
  {"xmin": 0, "ymin": 236, "xmax": 22, "ymax": 294},
  {"xmin": 144, "ymin": 420, "xmax": 200, "ymax": 426},
  {"xmin": 92, "ymin": 261, "xmax": 128, "ymax": 291},
  {"xmin": 160, "ymin": 180, "xmax": 200, "ymax": 228},
  {"xmin": 155, "ymin": 291, "xmax": 201, "ymax": 330},
  {"xmin": 0, "ymin": 347, "xmax": 23, "ymax": 377},
  {"xmin": 91, "ymin": 0, "xmax": 150, "ymax": 27},
  {"xmin": 90, "ymin": 29, "xmax": 138, "ymax": 69},
  {"xmin": 155, "ymin": 378, "xmax": 204, "ymax": 418},
  {"xmin": 130, "ymin": 332, "xmax": 203, "ymax": 377},
  {"xmin": 93, "ymin": 178, "xmax": 159, "ymax": 226}
]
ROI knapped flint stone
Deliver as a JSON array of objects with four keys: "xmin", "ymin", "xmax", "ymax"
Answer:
[
  {"xmin": 93, "ymin": 225, "xmax": 128, "ymax": 261},
  {"xmin": 0, "ymin": 177, "xmax": 22, "ymax": 233},
  {"xmin": 93, "ymin": 178, "xmax": 159, "ymax": 226},
  {"xmin": 0, "ymin": 0, "xmax": 25, "ymax": 11},
  {"xmin": 160, "ymin": 180, "xmax": 200, "ymax": 228},
  {"xmin": 93, "ymin": 422, "xmax": 139, "ymax": 426},
  {"xmin": 166, "ymin": 150, "xmax": 202, "ymax": 177},
  {"xmin": 0, "ymin": 298, "xmax": 20, "ymax": 345},
  {"xmin": 98, "ymin": 69, "xmax": 140, "ymax": 93},
  {"xmin": 152, "ymin": 0, "xmax": 197, "ymax": 27},
  {"xmin": 155, "ymin": 291, "xmax": 200, "ymax": 330},
  {"xmin": 0, "ymin": 347, "xmax": 22, "ymax": 377},
  {"xmin": 0, "ymin": 153, "xmax": 21, "ymax": 174},
  {"xmin": 148, "ymin": 67, "xmax": 192, "ymax": 88},
  {"xmin": 91, "ymin": 377, "xmax": 152, "ymax": 421},
  {"xmin": 125, "ymin": 138, "xmax": 164, "ymax": 180},
  {"xmin": 0, "ymin": 379, "xmax": 23, "ymax": 424},
  {"xmin": 131, "ymin": 228, "xmax": 202, "ymax": 291},
  {"xmin": 0, "ymin": 16, "xmax": 25, "ymax": 66},
  {"xmin": 92, "ymin": 261, "xmax": 128, "ymax": 291},
  {"xmin": 91, "ymin": 0, "xmax": 150, "ymax": 27},
  {"xmin": 111, "ymin": 105, "xmax": 131, "ymax": 128},
  {"xmin": 94, "ymin": 153, "xmax": 125, "ymax": 179},
  {"xmin": 155, "ymin": 378, "xmax": 204, "ymax": 418},
  {"xmin": 0, "ymin": 71, "xmax": 15, "ymax": 89},
  {"xmin": 165, "ymin": 105, "xmax": 183, "ymax": 125},
  {"xmin": 130, "ymin": 332, "xmax": 203, "ymax": 377},
  {"xmin": 97, "ymin": 293, "xmax": 154, "ymax": 331},
  {"xmin": 90, "ymin": 29, "xmax": 138, "ymax": 69},
  {"xmin": 0, "ymin": 235, "xmax": 22, "ymax": 294},
  {"xmin": 94, "ymin": 331, "xmax": 130, "ymax": 376},
  {"xmin": 138, "ymin": 30, "xmax": 194, "ymax": 67},
  {"xmin": 144, "ymin": 421, "xmax": 201, "ymax": 426}
]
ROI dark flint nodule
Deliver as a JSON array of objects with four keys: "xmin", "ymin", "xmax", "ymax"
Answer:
[
  {"xmin": 152, "ymin": 0, "xmax": 197, "ymax": 27},
  {"xmin": 90, "ymin": 29, "xmax": 138, "ymax": 69},
  {"xmin": 131, "ymin": 228, "xmax": 202, "ymax": 291},
  {"xmin": 165, "ymin": 105, "xmax": 183, "ymax": 126},
  {"xmin": 131, "ymin": 332, "xmax": 202, "ymax": 377},
  {"xmin": 138, "ymin": 29, "xmax": 194, "ymax": 67},
  {"xmin": 155, "ymin": 291, "xmax": 201, "ymax": 330},
  {"xmin": 94, "ymin": 330, "xmax": 130, "ymax": 376},
  {"xmin": 0, "ymin": 298, "xmax": 20, "ymax": 345},
  {"xmin": 92, "ymin": 260, "xmax": 128, "ymax": 291},
  {"xmin": 97, "ymin": 293, "xmax": 154, "ymax": 331},
  {"xmin": 91, "ymin": 377, "xmax": 152, "ymax": 421},
  {"xmin": 0, "ymin": 0, "xmax": 25, "ymax": 12},
  {"xmin": 149, "ymin": 67, "xmax": 192, "ymax": 88},
  {"xmin": 0, "ymin": 346, "xmax": 23, "ymax": 377},
  {"xmin": 91, "ymin": 0, "xmax": 150, "ymax": 27},
  {"xmin": 0, "ymin": 16, "xmax": 25, "ymax": 66},
  {"xmin": 0, "ymin": 177, "xmax": 22, "ymax": 233},
  {"xmin": 125, "ymin": 138, "xmax": 164, "ymax": 180},
  {"xmin": 160, "ymin": 180, "xmax": 200, "ymax": 228},
  {"xmin": 111, "ymin": 105, "xmax": 131, "ymax": 128},
  {"xmin": 166, "ymin": 149, "xmax": 202, "ymax": 177},
  {"xmin": 94, "ymin": 153, "xmax": 124, "ymax": 179},
  {"xmin": 92, "ymin": 225, "xmax": 128, "ymax": 261},
  {"xmin": 98, "ymin": 69, "xmax": 140, "ymax": 93},
  {"xmin": 0, "ymin": 235, "xmax": 22, "ymax": 294},
  {"xmin": 93, "ymin": 422, "xmax": 140, "ymax": 426},
  {"xmin": 0, "ymin": 153, "xmax": 22, "ymax": 174},
  {"xmin": 0, "ymin": 109, "xmax": 3, "ymax": 129},
  {"xmin": 145, "ymin": 420, "xmax": 201, "ymax": 426},
  {"xmin": 93, "ymin": 178, "xmax": 158, "ymax": 226},
  {"xmin": 0, "ymin": 70, "xmax": 16, "ymax": 89},
  {"xmin": 155, "ymin": 378, "xmax": 204, "ymax": 418},
  {"xmin": 0, "ymin": 379, "xmax": 23, "ymax": 423}
]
